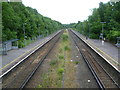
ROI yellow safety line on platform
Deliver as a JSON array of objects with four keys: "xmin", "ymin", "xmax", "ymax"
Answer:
[
  {"xmin": 72, "ymin": 30, "xmax": 119, "ymax": 65},
  {"xmin": 0, "ymin": 40, "xmax": 47, "ymax": 71},
  {"xmin": 88, "ymin": 40, "xmax": 118, "ymax": 64},
  {"xmin": 81, "ymin": 36, "xmax": 119, "ymax": 66}
]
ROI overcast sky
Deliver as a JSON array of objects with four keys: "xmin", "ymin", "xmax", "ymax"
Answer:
[{"xmin": 22, "ymin": 0, "xmax": 110, "ymax": 24}]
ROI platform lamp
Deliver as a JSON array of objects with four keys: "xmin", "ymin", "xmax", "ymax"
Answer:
[
  {"xmin": 87, "ymin": 20, "xmax": 90, "ymax": 39},
  {"xmin": 23, "ymin": 23, "xmax": 27, "ymax": 46},
  {"xmin": 100, "ymin": 22, "xmax": 106, "ymax": 45},
  {"xmin": 38, "ymin": 24, "xmax": 40, "ymax": 37},
  {"xmin": 82, "ymin": 23, "xmax": 84, "ymax": 35},
  {"xmin": 100, "ymin": 22, "xmax": 106, "ymax": 40}
]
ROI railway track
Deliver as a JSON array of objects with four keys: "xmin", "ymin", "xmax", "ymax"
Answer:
[
  {"xmin": 70, "ymin": 30, "xmax": 119, "ymax": 89},
  {"xmin": 1, "ymin": 30, "xmax": 63, "ymax": 89},
  {"xmin": 1, "ymin": 29, "xmax": 119, "ymax": 89}
]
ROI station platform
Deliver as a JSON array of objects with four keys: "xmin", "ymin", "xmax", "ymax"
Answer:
[
  {"xmin": 0, "ymin": 31, "xmax": 59, "ymax": 74},
  {"xmin": 73, "ymin": 30, "xmax": 119, "ymax": 72},
  {"xmin": 0, "ymin": 30, "xmax": 119, "ymax": 75}
]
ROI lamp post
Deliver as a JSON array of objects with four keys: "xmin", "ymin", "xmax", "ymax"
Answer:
[
  {"xmin": 38, "ymin": 24, "xmax": 40, "ymax": 37},
  {"xmin": 100, "ymin": 22, "xmax": 106, "ymax": 40},
  {"xmin": 45, "ymin": 26, "xmax": 48, "ymax": 36},
  {"xmin": 23, "ymin": 23, "xmax": 26, "ymax": 46},
  {"xmin": 100, "ymin": 22, "xmax": 106, "ymax": 45},
  {"xmin": 87, "ymin": 20, "xmax": 90, "ymax": 39},
  {"xmin": 82, "ymin": 23, "xmax": 84, "ymax": 35}
]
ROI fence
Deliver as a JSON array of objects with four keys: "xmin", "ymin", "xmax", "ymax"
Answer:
[{"xmin": 0, "ymin": 39, "xmax": 19, "ymax": 55}]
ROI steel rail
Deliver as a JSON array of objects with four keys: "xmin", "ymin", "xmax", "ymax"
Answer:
[
  {"xmin": 4, "ymin": 31, "xmax": 62, "ymax": 88},
  {"xmin": 71, "ymin": 31, "xmax": 120, "ymax": 88},
  {"xmin": 71, "ymin": 30, "xmax": 120, "ymax": 73},
  {"xmin": 70, "ymin": 31, "xmax": 105, "ymax": 89},
  {"xmin": 70, "ymin": 30, "xmax": 119, "ymax": 89},
  {"xmin": 0, "ymin": 30, "xmax": 61, "ymax": 79},
  {"xmin": 19, "ymin": 31, "xmax": 62, "ymax": 89}
]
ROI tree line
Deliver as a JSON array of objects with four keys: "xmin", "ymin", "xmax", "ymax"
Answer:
[
  {"xmin": 2, "ymin": 1, "xmax": 120, "ymax": 46},
  {"xmin": 68, "ymin": 1, "xmax": 120, "ymax": 43},
  {"xmin": 2, "ymin": 2, "xmax": 64, "ymax": 47}
]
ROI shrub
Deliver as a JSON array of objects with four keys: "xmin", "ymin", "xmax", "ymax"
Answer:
[
  {"xmin": 38, "ymin": 84, "xmax": 42, "ymax": 88},
  {"xmin": 64, "ymin": 46, "xmax": 70, "ymax": 51},
  {"xmin": 59, "ymin": 48, "xmax": 62, "ymax": 53},
  {"xmin": 107, "ymin": 30, "xmax": 120, "ymax": 43},
  {"xmin": 50, "ymin": 60, "xmax": 57, "ymax": 66},
  {"xmin": 74, "ymin": 61, "xmax": 79, "ymax": 65},
  {"xmin": 18, "ymin": 40, "xmax": 25, "ymax": 48},
  {"xmin": 90, "ymin": 33, "xmax": 99, "ymax": 39},
  {"xmin": 59, "ymin": 55, "xmax": 64, "ymax": 59},
  {"xmin": 62, "ymin": 34, "xmax": 68, "ymax": 41},
  {"xmin": 57, "ymin": 68, "xmax": 64, "ymax": 75}
]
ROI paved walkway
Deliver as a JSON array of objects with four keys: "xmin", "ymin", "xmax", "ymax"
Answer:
[
  {"xmin": 73, "ymin": 30, "xmax": 119, "ymax": 71},
  {"xmin": 0, "ymin": 31, "xmax": 60, "ymax": 73}
]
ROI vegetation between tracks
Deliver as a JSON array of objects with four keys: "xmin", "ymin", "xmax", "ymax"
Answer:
[{"xmin": 37, "ymin": 30, "xmax": 77, "ymax": 88}]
